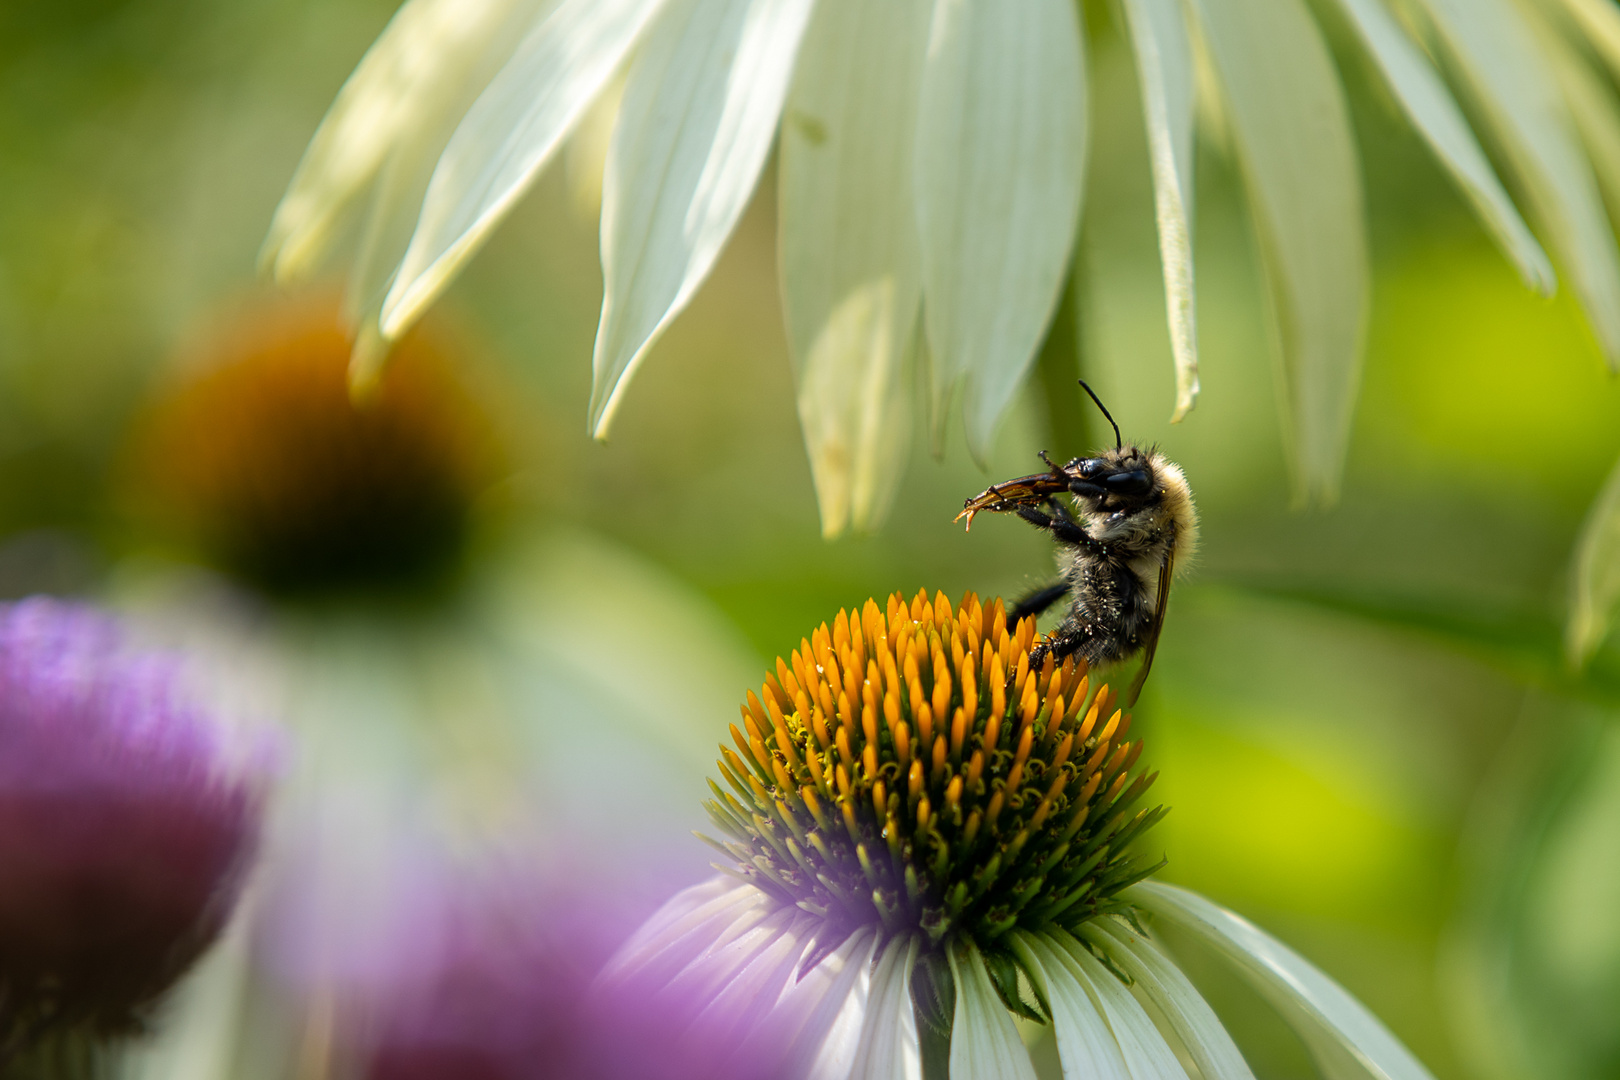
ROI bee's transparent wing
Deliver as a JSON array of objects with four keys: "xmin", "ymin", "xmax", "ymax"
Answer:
[{"xmin": 1126, "ymin": 549, "xmax": 1175, "ymax": 706}]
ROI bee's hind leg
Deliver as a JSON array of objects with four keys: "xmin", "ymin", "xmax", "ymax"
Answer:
[
  {"xmin": 1028, "ymin": 623, "xmax": 1090, "ymax": 672},
  {"xmin": 1009, "ymin": 582, "xmax": 1069, "ymax": 625}
]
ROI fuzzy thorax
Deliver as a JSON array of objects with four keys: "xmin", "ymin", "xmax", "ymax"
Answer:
[{"xmin": 703, "ymin": 591, "xmax": 1166, "ymax": 951}]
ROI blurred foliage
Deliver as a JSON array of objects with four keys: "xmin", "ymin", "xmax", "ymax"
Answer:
[{"xmin": 5, "ymin": 0, "xmax": 1620, "ymax": 1077}]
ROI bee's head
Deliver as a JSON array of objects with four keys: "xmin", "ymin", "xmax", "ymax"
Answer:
[{"xmin": 1066, "ymin": 445, "xmax": 1160, "ymax": 515}]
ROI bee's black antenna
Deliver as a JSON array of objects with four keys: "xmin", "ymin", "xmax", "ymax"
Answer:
[{"xmin": 1077, "ymin": 379, "xmax": 1122, "ymax": 449}]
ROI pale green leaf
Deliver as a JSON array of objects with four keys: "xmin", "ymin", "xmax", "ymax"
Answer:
[
  {"xmin": 378, "ymin": 0, "xmax": 668, "ymax": 342},
  {"xmin": 589, "ymin": 0, "xmax": 814, "ymax": 438},
  {"xmin": 1415, "ymin": 0, "xmax": 1620, "ymax": 369},
  {"xmin": 1187, "ymin": 0, "xmax": 1367, "ymax": 504},
  {"xmin": 1120, "ymin": 0, "xmax": 1200, "ymax": 421},
  {"xmin": 1568, "ymin": 451, "xmax": 1620, "ymax": 664},
  {"xmin": 915, "ymin": 0, "xmax": 1087, "ymax": 460},
  {"xmin": 1555, "ymin": 0, "xmax": 1620, "ymax": 84},
  {"xmin": 1128, "ymin": 881, "xmax": 1437, "ymax": 1080},
  {"xmin": 778, "ymin": 0, "xmax": 932, "ymax": 536},
  {"xmin": 1326, "ymin": 0, "xmax": 1552, "ymax": 293},
  {"xmin": 947, "ymin": 939, "xmax": 1038, "ymax": 1080}
]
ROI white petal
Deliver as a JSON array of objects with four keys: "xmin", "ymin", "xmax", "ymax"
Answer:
[
  {"xmin": 263, "ymin": 0, "xmax": 543, "ymax": 283},
  {"xmin": 1568, "ymin": 451, "xmax": 1620, "ymax": 663},
  {"xmin": 1118, "ymin": 0, "xmax": 1200, "ymax": 421},
  {"xmin": 1414, "ymin": 0, "xmax": 1620, "ymax": 369},
  {"xmin": 1085, "ymin": 918, "xmax": 1255, "ymax": 1080},
  {"xmin": 599, "ymin": 876, "xmax": 770, "ymax": 986},
  {"xmin": 760, "ymin": 928, "xmax": 880, "ymax": 1078},
  {"xmin": 915, "ymin": 0, "xmax": 1087, "ymax": 458},
  {"xmin": 685, "ymin": 910, "xmax": 824, "ymax": 1044},
  {"xmin": 1185, "ymin": 0, "xmax": 1366, "ymax": 505},
  {"xmin": 778, "ymin": 0, "xmax": 932, "ymax": 537},
  {"xmin": 1128, "ymin": 881, "xmax": 1437, "ymax": 1080},
  {"xmin": 845, "ymin": 935, "xmax": 922, "ymax": 1080},
  {"xmin": 1554, "ymin": 0, "xmax": 1620, "ymax": 90},
  {"xmin": 946, "ymin": 940, "xmax": 1038, "ymax": 1080},
  {"xmin": 1011, "ymin": 933, "xmax": 1133, "ymax": 1080},
  {"xmin": 378, "ymin": 0, "xmax": 668, "ymax": 341},
  {"xmin": 590, "ymin": 0, "xmax": 815, "ymax": 437},
  {"xmin": 1324, "ymin": 0, "xmax": 1552, "ymax": 294},
  {"xmin": 1033, "ymin": 931, "xmax": 1191, "ymax": 1080}
]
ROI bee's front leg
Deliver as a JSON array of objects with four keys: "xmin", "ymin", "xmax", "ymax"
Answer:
[{"xmin": 1014, "ymin": 504, "xmax": 1094, "ymax": 549}]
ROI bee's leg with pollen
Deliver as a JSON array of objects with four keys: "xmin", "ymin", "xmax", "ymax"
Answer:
[{"xmin": 1028, "ymin": 621, "xmax": 1091, "ymax": 671}]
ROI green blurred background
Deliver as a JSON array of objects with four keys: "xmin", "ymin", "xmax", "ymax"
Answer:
[{"xmin": 4, "ymin": 0, "xmax": 1620, "ymax": 1077}]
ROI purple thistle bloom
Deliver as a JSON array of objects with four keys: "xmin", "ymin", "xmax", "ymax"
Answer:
[{"xmin": 0, "ymin": 598, "xmax": 265, "ymax": 1044}]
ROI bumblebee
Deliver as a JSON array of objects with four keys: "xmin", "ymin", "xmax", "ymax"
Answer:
[{"xmin": 957, "ymin": 382, "xmax": 1198, "ymax": 704}]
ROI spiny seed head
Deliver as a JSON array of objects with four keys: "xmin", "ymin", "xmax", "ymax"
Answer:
[{"xmin": 703, "ymin": 590, "xmax": 1167, "ymax": 950}]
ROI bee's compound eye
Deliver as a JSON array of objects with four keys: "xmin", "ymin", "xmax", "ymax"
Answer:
[
  {"xmin": 1077, "ymin": 458, "xmax": 1108, "ymax": 479},
  {"xmin": 1104, "ymin": 470, "xmax": 1152, "ymax": 495}
]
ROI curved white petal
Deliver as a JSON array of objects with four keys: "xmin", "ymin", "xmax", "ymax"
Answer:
[
  {"xmin": 1119, "ymin": 0, "xmax": 1200, "ymax": 422},
  {"xmin": 783, "ymin": 932, "xmax": 922, "ymax": 1080},
  {"xmin": 599, "ymin": 876, "xmax": 772, "ymax": 987},
  {"xmin": 947, "ymin": 940, "xmax": 1038, "ymax": 1080},
  {"xmin": 1128, "ymin": 881, "xmax": 1437, "ymax": 1080},
  {"xmin": 915, "ymin": 0, "xmax": 1087, "ymax": 459},
  {"xmin": 686, "ymin": 909, "xmax": 825, "ymax": 1044},
  {"xmin": 846, "ymin": 935, "xmax": 922, "ymax": 1080},
  {"xmin": 1568, "ymin": 451, "xmax": 1620, "ymax": 663},
  {"xmin": 1011, "ymin": 933, "xmax": 1133, "ymax": 1080},
  {"xmin": 263, "ymin": 0, "xmax": 544, "ymax": 284},
  {"xmin": 379, "ymin": 0, "xmax": 668, "ymax": 341},
  {"xmin": 1041, "ymin": 930, "xmax": 1191, "ymax": 1079},
  {"xmin": 1325, "ymin": 0, "xmax": 1552, "ymax": 295},
  {"xmin": 590, "ymin": 0, "xmax": 815, "ymax": 437},
  {"xmin": 1414, "ymin": 0, "xmax": 1620, "ymax": 369},
  {"xmin": 1559, "ymin": 0, "xmax": 1620, "ymax": 82},
  {"xmin": 760, "ymin": 928, "xmax": 880, "ymax": 1078},
  {"xmin": 1085, "ymin": 918, "xmax": 1255, "ymax": 1080},
  {"xmin": 1187, "ymin": 0, "xmax": 1366, "ymax": 506},
  {"xmin": 778, "ymin": 0, "xmax": 932, "ymax": 537}
]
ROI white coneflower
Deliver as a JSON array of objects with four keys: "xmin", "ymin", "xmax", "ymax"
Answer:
[
  {"xmin": 597, "ymin": 590, "xmax": 1437, "ymax": 1078},
  {"xmin": 267, "ymin": 0, "xmax": 1620, "ymax": 532}
]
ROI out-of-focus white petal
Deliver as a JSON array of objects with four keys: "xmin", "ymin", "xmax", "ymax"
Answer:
[
  {"xmin": 599, "ymin": 876, "xmax": 773, "ymax": 987},
  {"xmin": 1567, "ymin": 451, "xmax": 1620, "ymax": 664},
  {"xmin": 379, "ymin": 0, "xmax": 668, "ymax": 342},
  {"xmin": 263, "ymin": 0, "xmax": 544, "ymax": 284},
  {"xmin": 760, "ymin": 928, "xmax": 879, "ymax": 1078},
  {"xmin": 1119, "ymin": 0, "xmax": 1199, "ymax": 422},
  {"xmin": 1414, "ymin": 0, "xmax": 1620, "ymax": 370},
  {"xmin": 1086, "ymin": 918, "xmax": 1255, "ymax": 1080},
  {"xmin": 1556, "ymin": 0, "xmax": 1620, "ymax": 83},
  {"xmin": 1326, "ymin": 0, "xmax": 1553, "ymax": 294},
  {"xmin": 1128, "ymin": 881, "xmax": 1437, "ymax": 1080},
  {"xmin": 778, "ymin": 0, "xmax": 931, "ymax": 537},
  {"xmin": 1533, "ymin": 13, "xmax": 1620, "ymax": 223},
  {"xmin": 915, "ymin": 0, "xmax": 1087, "ymax": 459},
  {"xmin": 947, "ymin": 940, "xmax": 1038, "ymax": 1080},
  {"xmin": 686, "ymin": 910, "xmax": 825, "ymax": 1044},
  {"xmin": 590, "ymin": 0, "xmax": 815, "ymax": 437},
  {"xmin": 1011, "ymin": 933, "xmax": 1133, "ymax": 1080},
  {"xmin": 845, "ymin": 934, "xmax": 922, "ymax": 1080},
  {"xmin": 1187, "ymin": 0, "xmax": 1366, "ymax": 505}
]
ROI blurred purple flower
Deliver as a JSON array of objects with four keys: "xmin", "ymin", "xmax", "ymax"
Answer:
[
  {"xmin": 0, "ymin": 598, "xmax": 266, "ymax": 1044},
  {"xmin": 349, "ymin": 867, "xmax": 776, "ymax": 1080}
]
